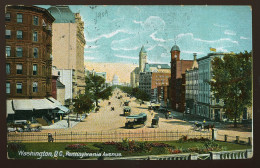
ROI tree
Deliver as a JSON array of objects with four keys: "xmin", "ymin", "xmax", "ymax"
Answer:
[
  {"xmin": 85, "ymin": 74, "xmax": 113, "ymax": 107},
  {"xmin": 210, "ymin": 51, "xmax": 252, "ymax": 127},
  {"xmin": 73, "ymin": 94, "xmax": 94, "ymax": 120}
]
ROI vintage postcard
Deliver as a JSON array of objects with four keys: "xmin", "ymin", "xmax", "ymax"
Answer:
[{"xmin": 5, "ymin": 5, "xmax": 253, "ymax": 160}]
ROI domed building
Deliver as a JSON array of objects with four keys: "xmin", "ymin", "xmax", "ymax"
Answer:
[{"xmin": 112, "ymin": 74, "xmax": 120, "ymax": 85}]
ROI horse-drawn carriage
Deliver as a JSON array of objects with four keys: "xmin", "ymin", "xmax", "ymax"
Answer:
[
  {"xmin": 192, "ymin": 121, "xmax": 215, "ymax": 131},
  {"xmin": 151, "ymin": 115, "xmax": 159, "ymax": 128}
]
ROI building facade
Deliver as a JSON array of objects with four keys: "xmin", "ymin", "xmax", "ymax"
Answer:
[
  {"xmin": 5, "ymin": 6, "xmax": 69, "ymax": 122},
  {"xmin": 185, "ymin": 53, "xmax": 199, "ymax": 115},
  {"xmin": 130, "ymin": 46, "xmax": 147, "ymax": 88},
  {"xmin": 139, "ymin": 63, "xmax": 171, "ymax": 101},
  {"xmin": 197, "ymin": 53, "xmax": 225, "ymax": 121},
  {"xmin": 47, "ymin": 6, "xmax": 86, "ymax": 98},
  {"xmin": 169, "ymin": 44, "xmax": 193, "ymax": 112},
  {"xmin": 6, "ymin": 5, "xmax": 55, "ymax": 99}
]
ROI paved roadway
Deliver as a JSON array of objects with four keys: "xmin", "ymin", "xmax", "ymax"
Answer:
[{"xmin": 39, "ymin": 88, "xmax": 252, "ymax": 141}]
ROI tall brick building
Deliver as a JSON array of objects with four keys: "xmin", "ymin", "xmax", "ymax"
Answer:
[
  {"xmin": 169, "ymin": 44, "xmax": 193, "ymax": 112},
  {"xmin": 5, "ymin": 5, "xmax": 55, "ymax": 99}
]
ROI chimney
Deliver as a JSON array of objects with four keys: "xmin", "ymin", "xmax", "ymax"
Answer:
[{"xmin": 193, "ymin": 53, "xmax": 197, "ymax": 60}]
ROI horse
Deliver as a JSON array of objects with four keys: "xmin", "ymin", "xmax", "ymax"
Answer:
[
  {"xmin": 193, "ymin": 123, "xmax": 203, "ymax": 131},
  {"xmin": 203, "ymin": 124, "xmax": 215, "ymax": 131}
]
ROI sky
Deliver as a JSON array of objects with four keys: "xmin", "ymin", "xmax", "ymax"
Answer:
[{"xmin": 39, "ymin": 5, "xmax": 252, "ymax": 64}]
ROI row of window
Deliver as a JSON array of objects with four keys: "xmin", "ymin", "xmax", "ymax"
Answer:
[
  {"xmin": 6, "ymin": 13, "xmax": 39, "ymax": 25},
  {"xmin": 6, "ymin": 30, "xmax": 38, "ymax": 41},
  {"xmin": 6, "ymin": 64, "xmax": 38, "ymax": 75},
  {"xmin": 6, "ymin": 82, "xmax": 38, "ymax": 94},
  {"xmin": 6, "ymin": 46, "xmax": 38, "ymax": 58}
]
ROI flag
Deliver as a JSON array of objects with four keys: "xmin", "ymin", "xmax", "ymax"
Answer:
[{"xmin": 210, "ymin": 47, "xmax": 216, "ymax": 52}]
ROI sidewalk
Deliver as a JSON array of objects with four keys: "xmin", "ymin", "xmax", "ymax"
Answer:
[{"xmin": 42, "ymin": 114, "xmax": 86, "ymax": 130}]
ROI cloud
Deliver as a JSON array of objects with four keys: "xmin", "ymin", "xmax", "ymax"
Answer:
[
  {"xmin": 150, "ymin": 31, "xmax": 166, "ymax": 42},
  {"xmin": 176, "ymin": 33, "xmax": 239, "ymax": 45},
  {"xmin": 133, "ymin": 20, "xmax": 142, "ymax": 24},
  {"xmin": 133, "ymin": 16, "xmax": 166, "ymax": 31},
  {"xmin": 182, "ymin": 51, "xmax": 206, "ymax": 55},
  {"xmin": 111, "ymin": 46, "xmax": 140, "ymax": 51},
  {"xmin": 86, "ymin": 45, "xmax": 99, "ymax": 49},
  {"xmin": 160, "ymin": 53, "xmax": 169, "ymax": 58},
  {"xmin": 216, "ymin": 47, "xmax": 228, "ymax": 52},
  {"xmin": 84, "ymin": 50, "xmax": 94, "ymax": 53},
  {"xmin": 213, "ymin": 23, "xmax": 228, "ymax": 28},
  {"xmin": 224, "ymin": 30, "xmax": 236, "ymax": 36},
  {"xmin": 114, "ymin": 54, "xmax": 139, "ymax": 60},
  {"xmin": 146, "ymin": 45, "xmax": 157, "ymax": 51},
  {"xmin": 86, "ymin": 29, "xmax": 134, "ymax": 42},
  {"xmin": 85, "ymin": 56, "xmax": 97, "ymax": 60},
  {"xmin": 240, "ymin": 36, "xmax": 249, "ymax": 40}
]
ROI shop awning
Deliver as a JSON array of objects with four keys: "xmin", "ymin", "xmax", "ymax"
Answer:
[
  {"xmin": 47, "ymin": 97, "xmax": 70, "ymax": 113},
  {"xmin": 12, "ymin": 99, "xmax": 56, "ymax": 111},
  {"xmin": 6, "ymin": 100, "xmax": 15, "ymax": 116}
]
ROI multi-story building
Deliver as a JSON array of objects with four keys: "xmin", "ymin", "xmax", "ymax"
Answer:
[
  {"xmin": 130, "ymin": 46, "xmax": 147, "ymax": 88},
  {"xmin": 47, "ymin": 6, "xmax": 86, "ymax": 98},
  {"xmin": 169, "ymin": 44, "xmax": 193, "ymax": 112},
  {"xmin": 185, "ymin": 53, "xmax": 199, "ymax": 115},
  {"xmin": 139, "ymin": 63, "xmax": 171, "ymax": 101},
  {"xmin": 5, "ymin": 5, "xmax": 71, "ymax": 121},
  {"xmin": 197, "ymin": 53, "xmax": 225, "ymax": 121},
  {"xmin": 6, "ymin": 5, "xmax": 55, "ymax": 99}
]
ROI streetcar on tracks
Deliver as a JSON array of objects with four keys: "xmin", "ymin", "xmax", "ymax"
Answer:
[
  {"xmin": 123, "ymin": 106, "xmax": 131, "ymax": 116},
  {"xmin": 125, "ymin": 113, "xmax": 147, "ymax": 129}
]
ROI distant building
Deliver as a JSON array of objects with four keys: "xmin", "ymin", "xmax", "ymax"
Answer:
[
  {"xmin": 112, "ymin": 74, "xmax": 120, "ymax": 85},
  {"xmin": 130, "ymin": 46, "xmax": 147, "ymax": 87},
  {"xmin": 47, "ymin": 6, "xmax": 86, "ymax": 98},
  {"xmin": 185, "ymin": 53, "xmax": 199, "ymax": 115},
  {"xmin": 169, "ymin": 44, "xmax": 193, "ymax": 112},
  {"xmin": 139, "ymin": 63, "xmax": 171, "ymax": 101}
]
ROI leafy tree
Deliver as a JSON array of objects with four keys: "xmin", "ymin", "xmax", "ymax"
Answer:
[
  {"xmin": 119, "ymin": 86, "xmax": 150, "ymax": 101},
  {"xmin": 85, "ymin": 74, "xmax": 113, "ymax": 107},
  {"xmin": 210, "ymin": 51, "xmax": 252, "ymax": 127},
  {"xmin": 73, "ymin": 94, "xmax": 94, "ymax": 120}
]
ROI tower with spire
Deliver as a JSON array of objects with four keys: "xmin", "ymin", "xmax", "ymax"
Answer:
[{"xmin": 139, "ymin": 46, "xmax": 147, "ymax": 73}]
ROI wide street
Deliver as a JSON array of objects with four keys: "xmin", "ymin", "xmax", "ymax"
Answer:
[{"xmin": 39, "ymin": 88, "xmax": 252, "ymax": 142}]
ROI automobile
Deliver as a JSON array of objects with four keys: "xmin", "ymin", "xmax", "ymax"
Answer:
[
  {"xmin": 125, "ymin": 113, "xmax": 147, "ymax": 129},
  {"xmin": 9, "ymin": 120, "xmax": 42, "ymax": 132}
]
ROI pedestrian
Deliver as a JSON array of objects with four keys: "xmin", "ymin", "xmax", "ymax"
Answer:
[{"xmin": 111, "ymin": 107, "xmax": 113, "ymax": 111}]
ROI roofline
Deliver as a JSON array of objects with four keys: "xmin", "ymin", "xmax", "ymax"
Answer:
[
  {"xmin": 6, "ymin": 5, "xmax": 55, "ymax": 22},
  {"xmin": 197, "ymin": 52, "xmax": 226, "ymax": 61}
]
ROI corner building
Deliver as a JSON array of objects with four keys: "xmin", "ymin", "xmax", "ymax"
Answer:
[{"xmin": 5, "ymin": 5, "xmax": 55, "ymax": 99}]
